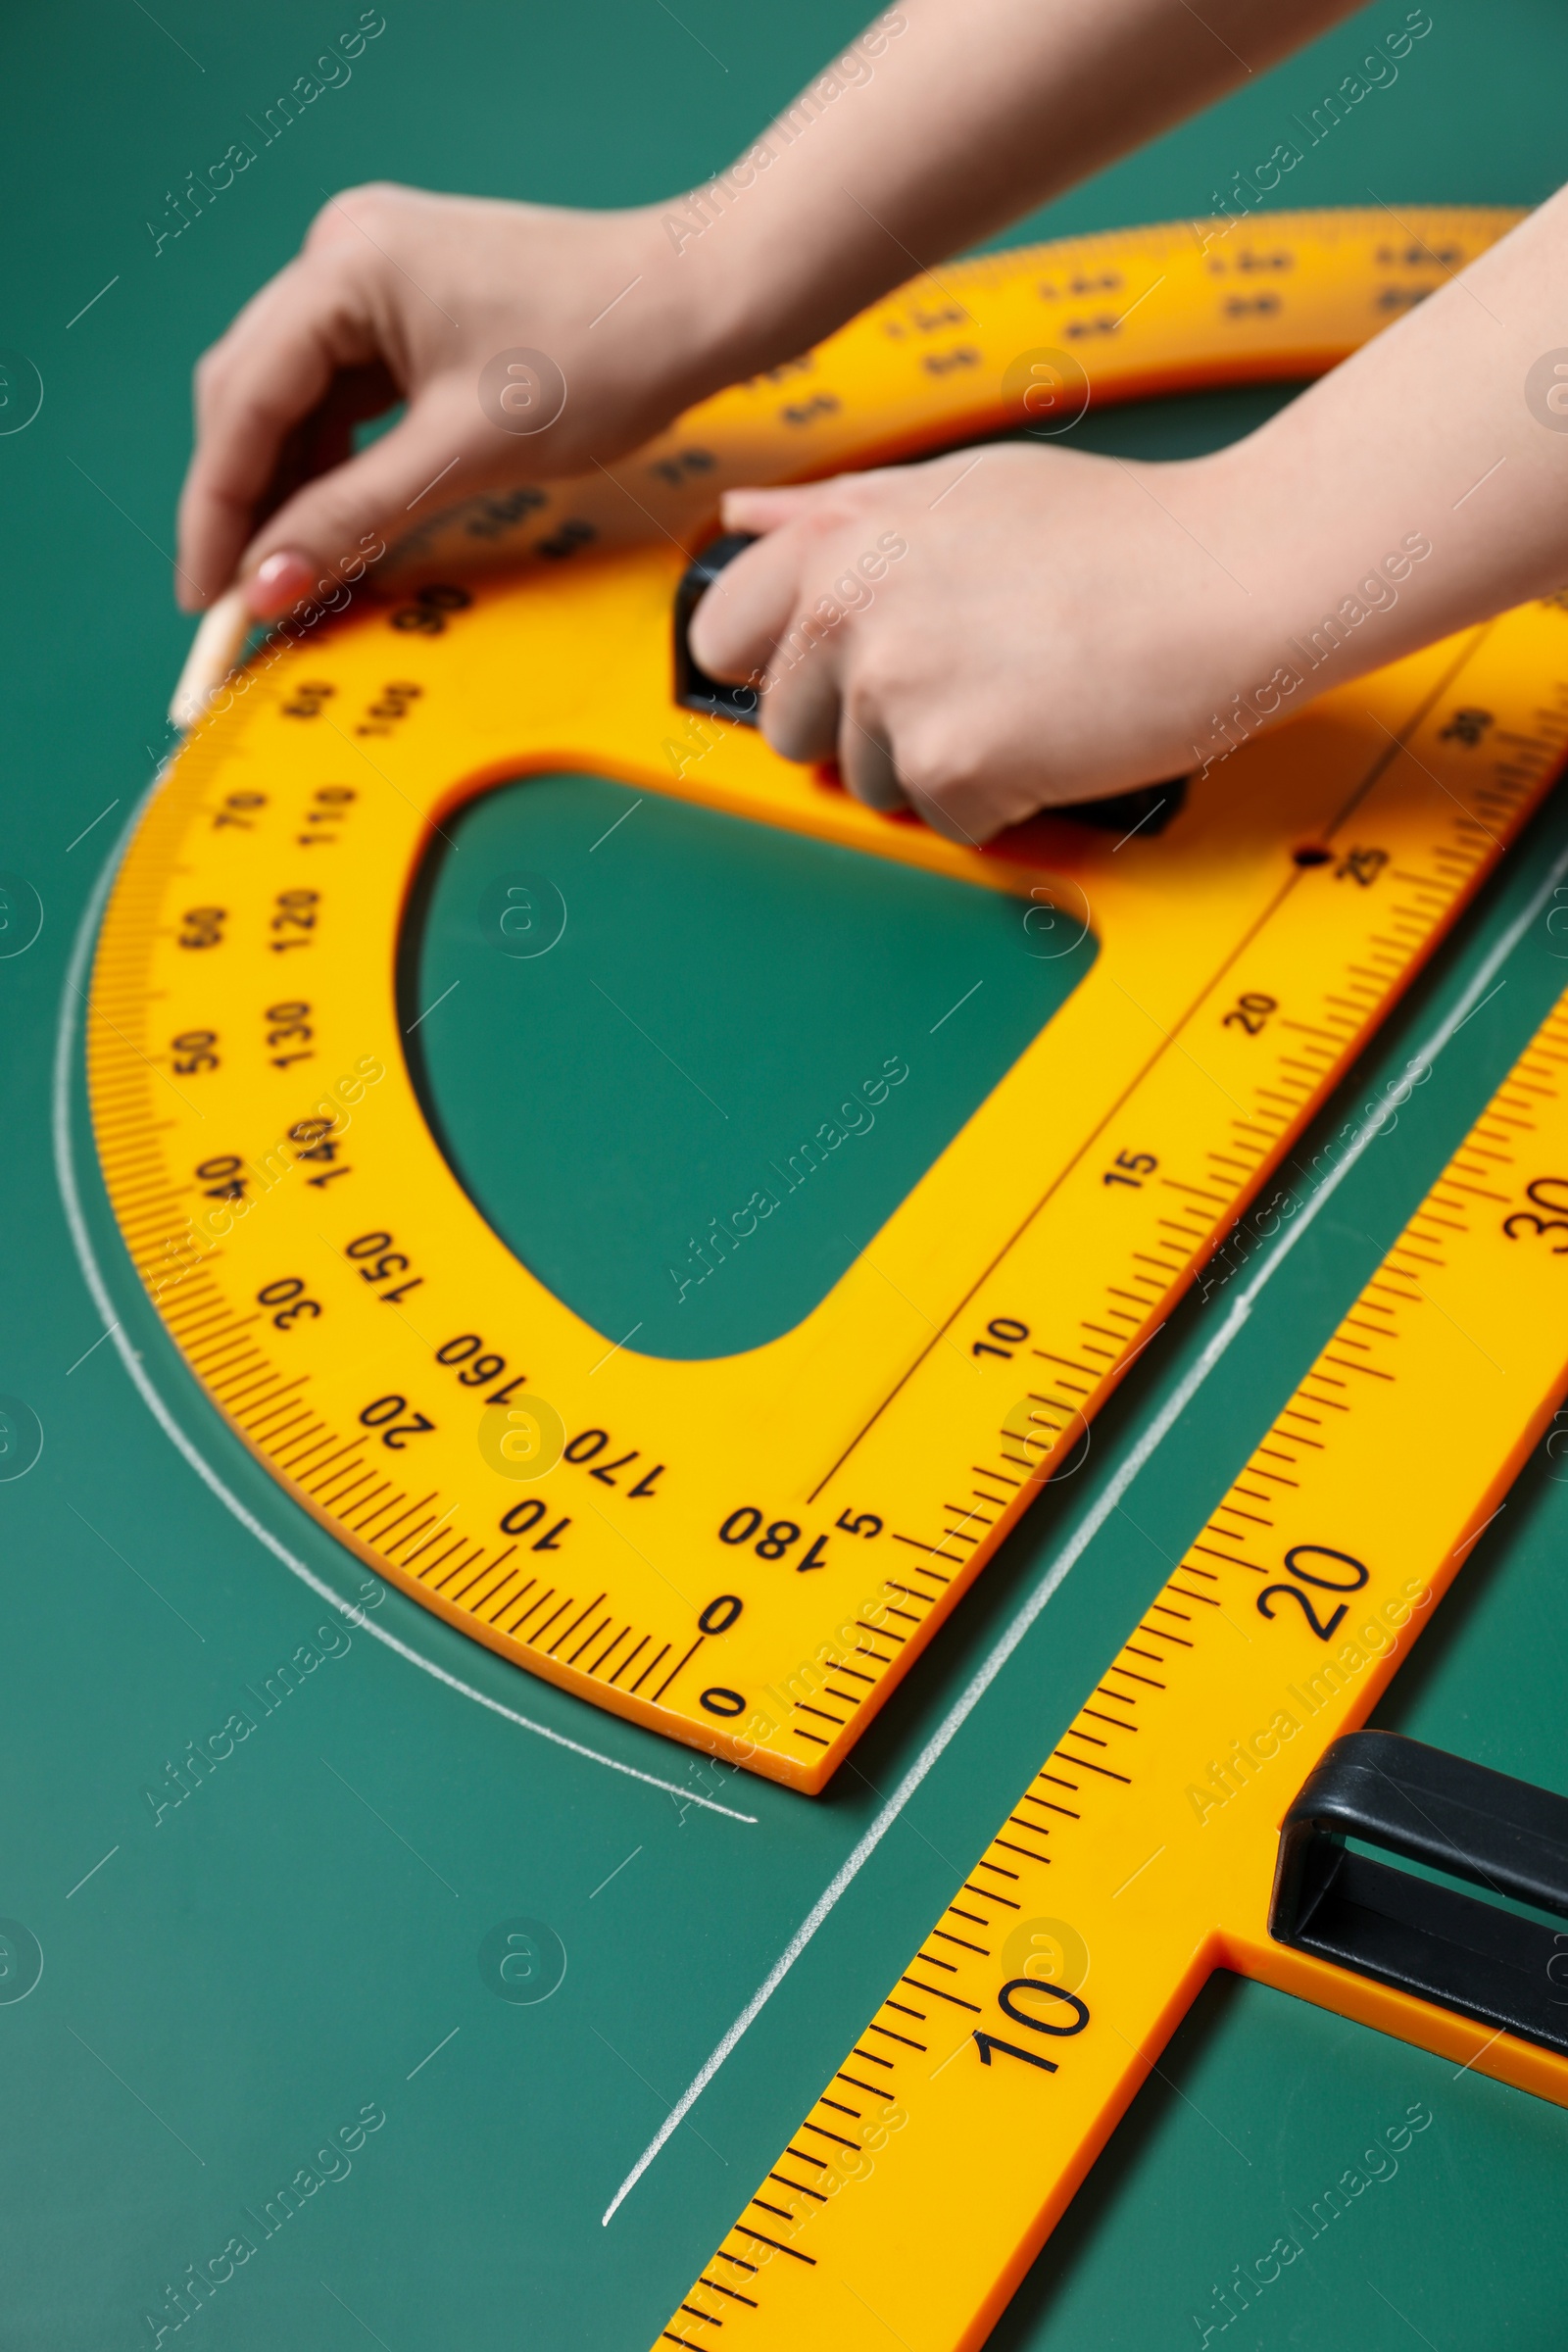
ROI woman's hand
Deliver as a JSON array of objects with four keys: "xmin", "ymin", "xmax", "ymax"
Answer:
[
  {"xmin": 175, "ymin": 183, "xmax": 721, "ymax": 615},
  {"xmin": 688, "ymin": 441, "xmax": 1271, "ymax": 842},
  {"xmin": 173, "ymin": 1, "xmax": 1360, "ymax": 625},
  {"xmin": 691, "ymin": 172, "xmax": 1568, "ymax": 846}
]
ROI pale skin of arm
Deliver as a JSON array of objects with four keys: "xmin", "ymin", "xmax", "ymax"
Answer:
[
  {"xmin": 175, "ymin": 0, "xmax": 1568, "ymax": 838},
  {"xmin": 695, "ymin": 186, "xmax": 1568, "ymax": 838}
]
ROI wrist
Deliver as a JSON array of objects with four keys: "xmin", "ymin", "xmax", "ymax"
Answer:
[
  {"xmin": 627, "ymin": 126, "xmax": 897, "ymax": 408},
  {"xmin": 619, "ymin": 194, "xmax": 780, "ymax": 416},
  {"xmin": 1134, "ymin": 444, "xmax": 1301, "ymax": 764},
  {"xmin": 1186, "ymin": 429, "xmax": 1444, "ymax": 757}
]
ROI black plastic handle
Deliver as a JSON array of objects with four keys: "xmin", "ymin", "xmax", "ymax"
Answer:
[
  {"xmin": 670, "ymin": 534, "xmax": 1187, "ymax": 838},
  {"xmin": 1270, "ymin": 1730, "xmax": 1568, "ymax": 2056},
  {"xmin": 672, "ymin": 532, "xmax": 762, "ymax": 723}
]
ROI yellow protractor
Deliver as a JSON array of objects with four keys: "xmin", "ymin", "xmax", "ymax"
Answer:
[
  {"xmin": 657, "ymin": 989, "xmax": 1568, "ymax": 2352},
  {"xmin": 91, "ymin": 207, "xmax": 1566, "ymax": 1792}
]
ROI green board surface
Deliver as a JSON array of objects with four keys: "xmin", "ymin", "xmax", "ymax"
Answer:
[
  {"xmin": 408, "ymin": 773, "xmax": 1099, "ymax": 1360},
  {"xmin": 3, "ymin": 4, "xmax": 1568, "ymax": 2345}
]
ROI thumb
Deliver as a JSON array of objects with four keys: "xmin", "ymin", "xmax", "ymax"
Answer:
[{"xmin": 238, "ymin": 385, "xmax": 488, "ymax": 615}]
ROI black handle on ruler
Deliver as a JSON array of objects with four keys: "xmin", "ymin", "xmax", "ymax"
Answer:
[
  {"xmin": 1270, "ymin": 1730, "xmax": 1568, "ymax": 2057},
  {"xmin": 671, "ymin": 535, "xmax": 1187, "ymax": 838},
  {"xmin": 672, "ymin": 533, "xmax": 764, "ymax": 724}
]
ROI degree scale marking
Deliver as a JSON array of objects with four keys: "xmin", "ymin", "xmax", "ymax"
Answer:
[{"xmin": 806, "ymin": 620, "xmax": 1494, "ymax": 1500}]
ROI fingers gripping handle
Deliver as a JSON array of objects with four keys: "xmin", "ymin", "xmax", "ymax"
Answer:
[
  {"xmin": 670, "ymin": 531, "xmax": 1189, "ymax": 835},
  {"xmin": 672, "ymin": 532, "xmax": 761, "ymax": 723}
]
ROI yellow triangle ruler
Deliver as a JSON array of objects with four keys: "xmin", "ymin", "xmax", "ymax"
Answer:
[{"xmin": 656, "ymin": 986, "xmax": 1568, "ymax": 2349}]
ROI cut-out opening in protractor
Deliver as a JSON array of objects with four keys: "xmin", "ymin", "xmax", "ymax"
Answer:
[
  {"xmin": 397, "ymin": 770, "xmax": 1100, "ymax": 1362},
  {"xmin": 391, "ymin": 373, "xmax": 1323, "ymax": 1365}
]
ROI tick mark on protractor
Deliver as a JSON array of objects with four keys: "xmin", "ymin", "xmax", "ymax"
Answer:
[{"xmin": 91, "ymin": 206, "xmax": 1565, "ymax": 1797}]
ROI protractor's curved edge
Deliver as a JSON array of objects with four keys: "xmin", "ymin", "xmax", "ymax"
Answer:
[
  {"xmin": 946, "ymin": 202, "xmax": 1525, "ymax": 272},
  {"xmin": 69, "ymin": 783, "xmax": 792, "ymax": 1809},
  {"xmin": 198, "ymin": 1395, "xmax": 841, "ymax": 1796},
  {"xmin": 377, "ymin": 204, "xmax": 1527, "ymax": 592},
  {"xmin": 691, "ymin": 352, "xmax": 1352, "ymax": 502},
  {"xmin": 686, "ymin": 199, "xmax": 1525, "ymax": 493},
  {"xmin": 77, "ymin": 763, "xmax": 827, "ymax": 1799}
]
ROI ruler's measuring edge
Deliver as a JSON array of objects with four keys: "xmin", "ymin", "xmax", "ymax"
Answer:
[{"xmin": 655, "ymin": 985, "xmax": 1568, "ymax": 2349}]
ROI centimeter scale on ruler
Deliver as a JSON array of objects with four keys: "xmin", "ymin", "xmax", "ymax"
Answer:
[
  {"xmin": 655, "ymin": 992, "xmax": 1568, "ymax": 2352},
  {"xmin": 93, "ymin": 207, "xmax": 1568, "ymax": 1792}
]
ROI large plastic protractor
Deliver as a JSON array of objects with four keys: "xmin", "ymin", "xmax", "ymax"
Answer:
[
  {"xmin": 90, "ymin": 207, "xmax": 1568, "ymax": 1794},
  {"xmin": 655, "ymin": 992, "xmax": 1568, "ymax": 2352}
]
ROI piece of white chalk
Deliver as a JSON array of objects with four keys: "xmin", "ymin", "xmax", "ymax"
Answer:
[{"xmin": 169, "ymin": 584, "xmax": 251, "ymax": 730}]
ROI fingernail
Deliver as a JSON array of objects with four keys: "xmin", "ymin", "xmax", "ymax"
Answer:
[{"xmin": 246, "ymin": 548, "xmax": 316, "ymax": 619}]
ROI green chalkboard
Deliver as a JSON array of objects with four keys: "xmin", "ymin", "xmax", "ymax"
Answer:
[{"xmin": 2, "ymin": 4, "xmax": 1567, "ymax": 2346}]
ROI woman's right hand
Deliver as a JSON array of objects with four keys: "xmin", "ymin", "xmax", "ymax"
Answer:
[{"xmin": 175, "ymin": 182, "xmax": 725, "ymax": 616}]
